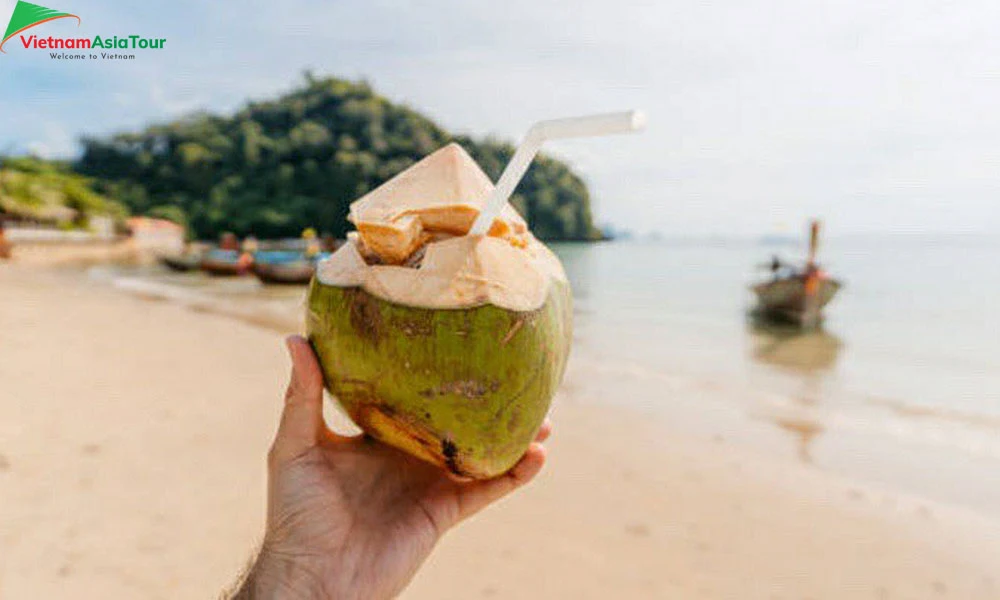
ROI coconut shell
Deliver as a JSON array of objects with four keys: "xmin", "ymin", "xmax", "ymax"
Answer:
[{"xmin": 307, "ymin": 279, "xmax": 572, "ymax": 479}]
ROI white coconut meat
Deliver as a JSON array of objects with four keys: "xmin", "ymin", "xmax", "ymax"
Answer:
[
  {"xmin": 318, "ymin": 143, "xmax": 567, "ymax": 312},
  {"xmin": 348, "ymin": 142, "xmax": 528, "ymax": 263}
]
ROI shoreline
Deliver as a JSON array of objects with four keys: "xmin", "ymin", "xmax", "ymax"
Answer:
[{"xmin": 2, "ymin": 261, "xmax": 999, "ymax": 598}]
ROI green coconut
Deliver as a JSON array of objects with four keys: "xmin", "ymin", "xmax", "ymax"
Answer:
[{"xmin": 306, "ymin": 143, "xmax": 573, "ymax": 479}]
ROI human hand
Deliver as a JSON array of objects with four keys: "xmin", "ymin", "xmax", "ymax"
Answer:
[{"xmin": 231, "ymin": 336, "xmax": 550, "ymax": 599}]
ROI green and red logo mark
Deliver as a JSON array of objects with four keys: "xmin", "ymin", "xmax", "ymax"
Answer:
[
  {"xmin": 2, "ymin": 0, "xmax": 165, "ymax": 57},
  {"xmin": 1, "ymin": 0, "xmax": 79, "ymax": 53}
]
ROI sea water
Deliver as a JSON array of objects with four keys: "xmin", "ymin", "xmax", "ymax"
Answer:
[
  {"xmin": 554, "ymin": 235, "xmax": 1000, "ymax": 515},
  {"xmin": 97, "ymin": 234, "xmax": 1000, "ymax": 515}
]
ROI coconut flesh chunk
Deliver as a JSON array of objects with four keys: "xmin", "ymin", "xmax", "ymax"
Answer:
[{"xmin": 319, "ymin": 142, "xmax": 567, "ymax": 312}]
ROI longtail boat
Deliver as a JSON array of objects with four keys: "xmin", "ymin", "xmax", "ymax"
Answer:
[
  {"xmin": 201, "ymin": 249, "xmax": 252, "ymax": 276},
  {"xmin": 252, "ymin": 260, "xmax": 316, "ymax": 285},
  {"xmin": 251, "ymin": 250, "xmax": 329, "ymax": 285},
  {"xmin": 751, "ymin": 221, "xmax": 842, "ymax": 328},
  {"xmin": 159, "ymin": 253, "xmax": 202, "ymax": 272}
]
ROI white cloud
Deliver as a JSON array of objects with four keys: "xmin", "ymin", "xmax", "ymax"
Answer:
[{"xmin": 26, "ymin": 123, "xmax": 76, "ymax": 158}]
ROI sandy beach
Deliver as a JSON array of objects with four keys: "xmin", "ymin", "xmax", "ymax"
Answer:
[{"xmin": 2, "ymin": 260, "xmax": 999, "ymax": 599}]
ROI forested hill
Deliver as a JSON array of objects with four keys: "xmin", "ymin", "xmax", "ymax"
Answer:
[{"xmin": 76, "ymin": 75, "xmax": 602, "ymax": 241}]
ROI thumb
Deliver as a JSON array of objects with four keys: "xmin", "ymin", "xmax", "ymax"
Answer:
[{"xmin": 269, "ymin": 335, "xmax": 325, "ymax": 466}]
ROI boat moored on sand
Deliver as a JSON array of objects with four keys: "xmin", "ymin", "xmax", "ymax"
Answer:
[
  {"xmin": 159, "ymin": 252, "xmax": 202, "ymax": 272},
  {"xmin": 200, "ymin": 249, "xmax": 253, "ymax": 276},
  {"xmin": 251, "ymin": 250, "xmax": 328, "ymax": 285}
]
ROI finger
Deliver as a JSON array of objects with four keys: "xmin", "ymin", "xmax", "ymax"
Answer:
[
  {"xmin": 270, "ymin": 335, "xmax": 325, "ymax": 466},
  {"xmin": 534, "ymin": 419, "xmax": 552, "ymax": 443},
  {"xmin": 453, "ymin": 443, "xmax": 547, "ymax": 522}
]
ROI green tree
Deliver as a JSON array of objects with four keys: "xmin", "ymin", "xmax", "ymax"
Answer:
[{"xmin": 77, "ymin": 75, "xmax": 602, "ymax": 241}]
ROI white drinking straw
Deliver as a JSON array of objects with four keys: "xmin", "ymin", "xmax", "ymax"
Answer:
[{"xmin": 468, "ymin": 110, "xmax": 647, "ymax": 237}]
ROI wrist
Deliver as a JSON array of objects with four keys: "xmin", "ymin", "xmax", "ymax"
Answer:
[{"xmin": 232, "ymin": 544, "xmax": 325, "ymax": 600}]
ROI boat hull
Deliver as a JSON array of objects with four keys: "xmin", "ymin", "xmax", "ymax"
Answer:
[
  {"xmin": 252, "ymin": 261, "xmax": 315, "ymax": 285},
  {"xmin": 751, "ymin": 276, "xmax": 841, "ymax": 325},
  {"xmin": 201, "ymin": 250, "xmax": 251, "ymax": 276},
  {"xmin": 159, "ymin": 254, "xmax": 201, "ymax": 272}
]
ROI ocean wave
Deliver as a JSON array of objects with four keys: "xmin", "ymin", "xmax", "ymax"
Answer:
[{"xmin": 108, "ymin": 274, "xmax": 302, "ymax": 333}]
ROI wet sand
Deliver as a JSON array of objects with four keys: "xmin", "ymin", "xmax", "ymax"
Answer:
[{"xmin": 1, "ymin": 262, "xmax": 999, "ymax": 599}]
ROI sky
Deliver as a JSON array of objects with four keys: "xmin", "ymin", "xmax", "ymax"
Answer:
[{"xmin": 2, "ymin": 0, "xmax": 999, "ymax": 236}]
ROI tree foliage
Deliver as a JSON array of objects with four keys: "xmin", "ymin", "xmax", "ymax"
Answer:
[
  {"xmin": 0, "ymin": 156, "xmax": 127, "ymax": 227},
  {"xmin": 76, "ymin": 75, "xmax": 602, "ymax": 240}
]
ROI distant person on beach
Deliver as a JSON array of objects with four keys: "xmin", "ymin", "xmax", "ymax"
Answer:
[
  {"xmin": 0, "ymin": 220, "xmax": 11, "ymax": 260},
  {"xmin": 302, "ymin": 228, "xmax": 321, "ymax": 258},
  {"xmin": 220, "ymin": 232, "xmax": 240, "ymax": 251},
  {"xmin": 227, "ymin": 336, "xmax": 549, "ymax": 599},
  {"xmin": 320, "ymin": 233, "xmax": 339, "ymax": 253},
  {"xmin": 242, "ymin": 236, "xmax": 260, "ymax": 254},
  {"xmin": 769, "ymin": 254, "xmax": 783, "ymax": 278}
]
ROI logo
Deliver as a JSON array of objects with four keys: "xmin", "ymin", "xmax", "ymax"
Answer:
[
  {"xmin": 1, "ymin": 0, "xmax": 79, "ymax": 53},
  {"xmin": 1, "ymin": 0, "xmax": 165, "ymax": 59}
]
